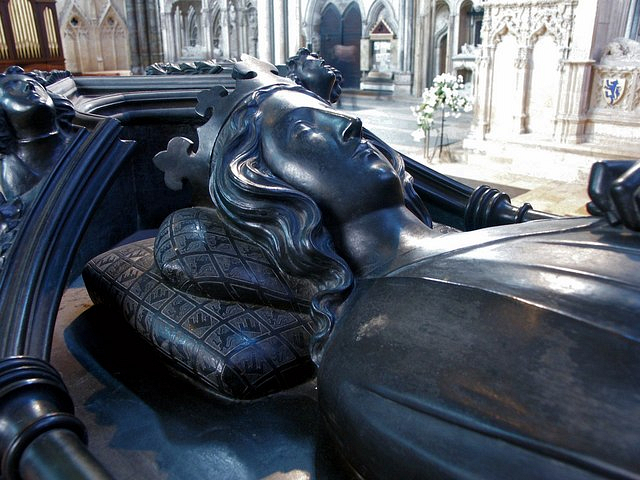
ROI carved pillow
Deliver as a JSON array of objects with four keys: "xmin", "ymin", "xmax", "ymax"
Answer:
[
  {"xmin": 83, "ymin": 207, "xmax": 320, "ymax": 400},
  {"xmin": 154, "ymin": 207, "xmax": 318, "ymax": 310}
]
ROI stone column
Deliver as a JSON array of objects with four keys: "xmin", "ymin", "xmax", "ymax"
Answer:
[
  {"xmin": 125, "ymin": 0, "xmax": 162, "ymax": 72},
  {"xmin": 201, "ymin": 5, "xmax": 212, "ymax": 59},
  {"xmin": 468, "ymin": 44, "xmax": 493, "ymax": 140},
  {"xmin": 554, "ymin": 0, "xmax": 597, "ymax": 144},
  {"xmin": 555, "ymin": 59, "xmax": 595, "ymax": 143},
  {"xmin": 272, "ymin": 0, "xmax": 286, "ymax": 63},
  {"xmin": 175, "ymin": 8, "xmax": 183, "ymax": 60},
  {"xmin": 219, "ymin": 0, "xmax": 230, "ymax": 59},
  {"xmin": 125, "ymin": 0, "xmax": 141, "ymax": 71},
  {"xmin": 147, "ymin": 0, "xmax": 163, "ymax": 64},
  {"xmin": 257, "ymin": 0, "xmax": 272, "ymax": 62},
  {"xmin": 447, "ymin": 13, "xmax": 456, "ymax": 72},
  {"xmin": 412, "ymin": 0, "xmax": 432, "ymax": 94},
  {"xmin": 287, "ymin": 0, "xmax": 301, "ymax": 56},
  {"xmin": 513, "ymin": 46, "xmax": 532, "ymax": 134},
  {"xmin": 161, "ymin": 12, "xmax": 175, "ymax": 62},
  {"xmin": 94, "ymin": 19, "xmax": 105, "ymax": 70},
  {"xmin": 398, "ymin": 0, "xmax": 407, "ymax": 71}
]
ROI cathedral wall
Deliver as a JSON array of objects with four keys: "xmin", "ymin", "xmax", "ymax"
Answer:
[
  {"xmin": 465, "ymin": 0, "xmax": 640, "ymax": 181},
  {"xmin": 57, "ymin": 0, "xmax": 131, "ymax": 74}
]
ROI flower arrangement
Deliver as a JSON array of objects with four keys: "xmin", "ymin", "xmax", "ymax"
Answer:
[{"xmin": 411, "ymin": 73, "xmax": 472, "ymax": 160}]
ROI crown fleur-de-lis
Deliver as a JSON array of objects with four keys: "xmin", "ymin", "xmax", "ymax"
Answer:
[{"xmin": 153, "ymin": 55, "xmax": 295, "ymax": 202}]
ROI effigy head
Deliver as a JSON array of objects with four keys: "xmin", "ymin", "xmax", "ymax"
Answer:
[
  {"xmin": 0, "ymin": 67, "xmax": 57, "ymax": 148},
  {"xmin": 206, "ymin": 56, "xmax": 405, "ymax": 232},
  {"xmin": 257, "ymin": 88, "xmax": 405, "ymax": 224},
  {"xmin": 286, "ymin": 48, "xmax": 343, "ymax": 103},
  {"xmin": 199, "ymin": 55, "xmax": 429, "ymax": 360},
  {"xmin": 0, "ymin": 66, "xmax": 74, "ymax": 153}
]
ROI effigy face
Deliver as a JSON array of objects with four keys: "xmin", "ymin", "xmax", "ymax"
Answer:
[
  {"xmin": 258, "ymin": 90, "xmax": 405, "ymax": 224},
  {"xmin": 0, "ymin": 73, "xmax": 57, "ymax": 139}
]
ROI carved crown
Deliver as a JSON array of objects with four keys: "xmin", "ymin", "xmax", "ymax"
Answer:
[
  {"xmin": 197, "ymin": 55, "xmax": 296, "ymax": 149},
  {"xmin": 153, "ymin": 55, "xmax": 297, "ymax": 203}
]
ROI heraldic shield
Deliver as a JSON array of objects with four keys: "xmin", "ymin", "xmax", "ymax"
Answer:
[{"xmin": 602, "ymin": 77, "xmax": 626, "ymax": 105}]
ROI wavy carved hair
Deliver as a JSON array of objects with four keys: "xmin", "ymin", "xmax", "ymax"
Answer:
[{"xmin": 210, "ymin": 84, "xmax": 430, "ymax": 362}]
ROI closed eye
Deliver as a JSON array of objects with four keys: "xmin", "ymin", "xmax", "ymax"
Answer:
[{"xmin": 291, "ymin": 121, "xmax": 313, "ymax": 139}]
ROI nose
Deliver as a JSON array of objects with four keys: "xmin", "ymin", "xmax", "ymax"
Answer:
[{"xmin": 342, "ymin": 116, "xmax": 362, "ymax": 141}]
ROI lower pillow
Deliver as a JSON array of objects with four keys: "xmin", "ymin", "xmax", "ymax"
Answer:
[{"xmin": 82, "ymin": 238, "xmax": 317, "ymax": 400}]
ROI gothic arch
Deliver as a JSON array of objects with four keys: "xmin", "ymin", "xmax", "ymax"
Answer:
[
  {"xmin": 305, "ymin": 0, "xmax": 366, "ymax": 48},
  {"xmin": 186, "ymin": 5, "xmax": 200, "ymax": 47},
  {"xmin": 526, "ymin": 32, "xmax": 561, "ymax": 136},
  {"xmin": 210, "ymin": 5, "xmax": 222, "ymax": 55},
  {"xmin": 527, "ymin": 20, "xmax": 565, "ymax": 50},
  {"xmin": 168, "ymin": 0, "xmax": 203, "ymax": 60},
  {"xmin": 434, "ymin": 1, "xmax": 450, "ymax": 75},
  {"xmin": 457, "ymin": 0, "xmax": 477, "ymax": 47},
  {"xmin": 60, "ymin": 4, "xmax": 88, "ymax": 73},
  {"xmin": 366, "ymin": 0, "xmax": 398, "ymax": 35},
  {"xmin": 320, "ymin": 2, "xmax": 341, "ymax": 59},
  {"xmin": 99, "ymin": 4, "xmax": 129, "ymax": 71}
]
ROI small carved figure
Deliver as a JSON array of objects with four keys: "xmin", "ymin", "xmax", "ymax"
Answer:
[
  {"xmin": 0, "ymin": 66, "xmax": 74, "ymax": 202},
  {"xmin": 0, "ymin": 67, "xmax": 74, "ymax": 270},
  {"xmin": 286, "ymin": 47, "xmax": 343, "ymax": 104}
]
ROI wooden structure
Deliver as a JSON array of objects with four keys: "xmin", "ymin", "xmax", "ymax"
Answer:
[{"xmin": 0, "ymin": 0, "xmax": 65, "ymax": 71}]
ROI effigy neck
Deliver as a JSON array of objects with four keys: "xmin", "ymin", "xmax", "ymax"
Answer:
[
  {"xmin": 15, "ymin": 132, "xmax": 63, "ymax": 175},
  {"xmin": 331, "ymin": 205, "xmax": 435, "ymax": 278}
]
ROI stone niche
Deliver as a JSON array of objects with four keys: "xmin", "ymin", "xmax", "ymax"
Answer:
[
  {"xmin": 585, "ymin": 38, "xmax": 640, "ymax": 149},
  {"xmin": 360, "ymin": 18, "xmax": 397, "ymax": 92}
]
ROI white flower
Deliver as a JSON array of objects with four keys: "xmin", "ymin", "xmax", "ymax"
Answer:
[
  {"xmin": 410, "ymin": 72, "xmax": 472, "ymax": 139},
  {"xmin": 411, "ymin": 128, "xmax": 426, "ymax": 141}
]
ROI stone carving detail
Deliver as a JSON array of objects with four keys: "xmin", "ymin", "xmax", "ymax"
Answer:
[
  {"xmin": 601, "ymin": 38, "xmax": 640, "ymax": 65},
  {"xmin": 514, "ymin": 46, "xmax": 530, "ymax": 69},
  {"xmin": 591, "ymin": 67, "xmax": 636, "ymax": 110},
  {"xmin": 487, "ymin": 1, "xmax": 577, "ymax": 48},
  {"xmin": 59, "ymin": 2, "xmax": 131, "ymax": 73},
  {"xmin": 145, "ymin": 59, "xmax": 224, "ymax": 75}
]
